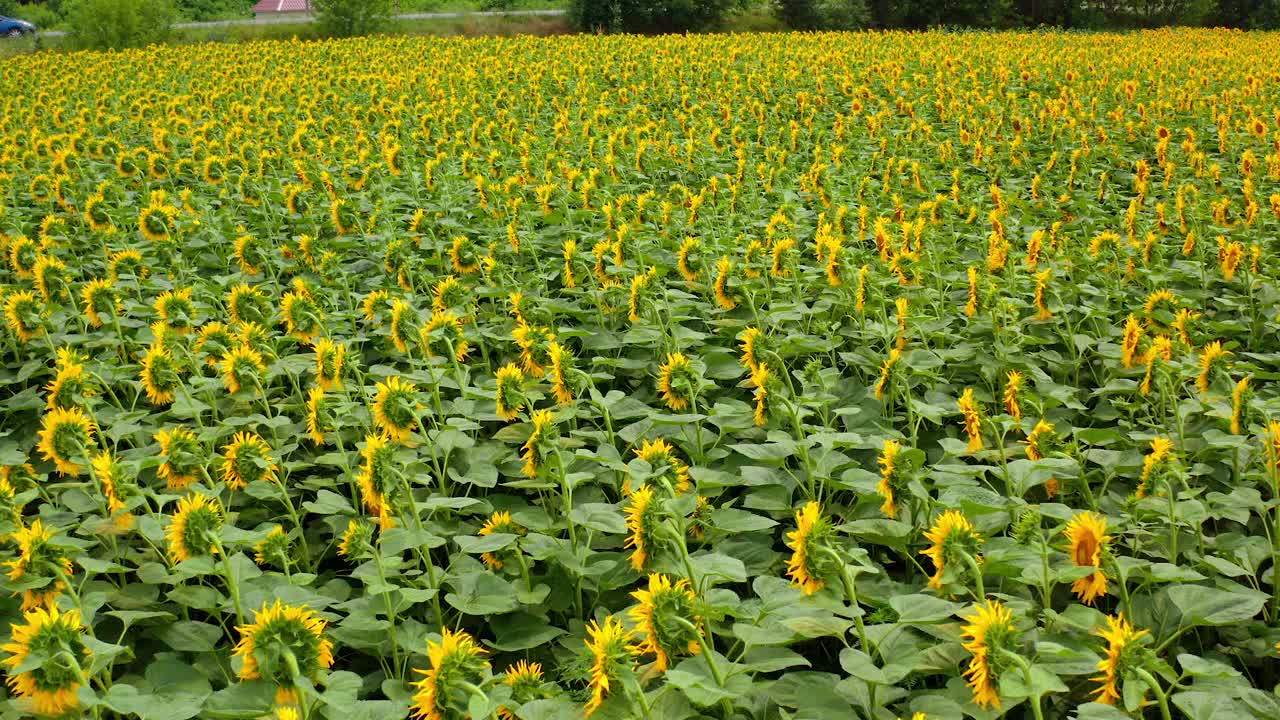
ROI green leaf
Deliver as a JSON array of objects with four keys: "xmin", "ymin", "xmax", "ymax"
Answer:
[
  {"xmin": 156, "ymin": 621, "xmax": 222, "ymax": 652},
  {"xmin": 890, "ymin": 594, "xmax": 966, "ymax": 623},
  {"xmin": 569, "ymin": 503, "xmax": 626, "ymax": 534},
  {"xmin": 1167, "ymin": 585, "xmax": 1268, "ymax": 626}
]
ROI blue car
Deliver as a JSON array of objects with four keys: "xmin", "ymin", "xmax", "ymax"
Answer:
[{"xmin": 0, "ymin": 15, "xmax": 36, "ymax": 37}]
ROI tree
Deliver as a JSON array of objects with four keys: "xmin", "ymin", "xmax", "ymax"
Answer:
[
  {"xmin": 65, "ymin": 0, "xmax": 176, "ymax": 49},
  {"xmin": 312, "ymin": 0, "xmax": 394, "ymax": 37}
]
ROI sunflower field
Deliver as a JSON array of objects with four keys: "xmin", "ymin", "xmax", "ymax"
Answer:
[{"xmin": 1, "ymin": 26, "xmax": 1280, "ymax": 720}]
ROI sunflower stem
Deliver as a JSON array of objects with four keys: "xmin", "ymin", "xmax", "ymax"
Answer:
[
  {"xmin": 211, "ymin": 538, "xmax": 245, "ymax": 624},
  {"xmin": 1134, "ymin": 668, "xmax": 1173, "ymax": 720},
  {"xmin": 959, "ymin": 550, "xmax": 986, "ymax": 599}
]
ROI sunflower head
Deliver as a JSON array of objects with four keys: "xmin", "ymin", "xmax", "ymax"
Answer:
[
  {"xmin": 876, "ymin": 439, "xmax": 905, "ymax": 519},
  {"xmin": 960, "ymin": 599, "xmax": 1020, "ymax": 709},
  {"xmin": 233, "ymin": 600, "xmax": 335, "ymax": 688},
  {"xmin": 193, "ymin": 322, "xmax": 235, "ymax": 366},
  {"xmin": 520, "ymin": 409, "xmax": 558, "ymax": 478},
  {"xmin": 227, "ymin": 284, "xmax": 272, "ymax": 326},
  {"xmin": 222, "ymin": 344, "xmax": 267, "ymax": 396},
  {"xmin": 421, "ymin": 310, "xmax": 471, "ymax": 362},
  {"xmin": 37, "ymin": 407, "xmax": 96, "ymax": 477},
  {"xmin": 312, "ymin": 338, "xmax": 346, "ymax": 391},
  {"xmin": 254, "ymin": 526, "xmax": 291, "ymax": 568},
  {"xmin": 1136, "ymin": 436, "xmax": 1177, "ymax": 499},
  {"xmin": 1023, "ymin": 419, "xmax": 1059, "ymax": 461},
  {"xmin": 1064, "ymin": 511, "xmax": 1111, "ymax": 605},
  {"xmin": 738, "ymin": 326, "xmax": 766, "ymax": 372},
  {"xmin": 629, "ymin": 573, "xmax": 702, "ymax": 673},
  {"xmin": 141, "ymin": 345, "xmax": 182, "ymax": 406},
  {"xmin": 156, "ymin": 426, "xmax": 203, "ymax": 490},
  {"xmin": 5, "ymin": 520, "xmax": 75, "ymax": 611},
  {"xmin": 920, "ymin": 509, "xmax": 984, "ymax": 591},
  {"xmin": 657, "ymin": 352, "xmax": 696, "ymax": 412},
  {"xmin": 357, "ymin": 433, "xmax": 399, "ymax": 530},
  {"xmin": 32, "ymin": 255, "xmax": 70, "ymax": 304},
  {"xmin": 4, "ymin": 290, "xmax": 44, "ymax": 343},
  {"xmin": 280, "ymin": 291, "xmax": 323, "ymax": 340},
  {"xmin": 338, "ymin": 518, "xmax": 373, "ymax": 560},
  {"xmin": 498, "ymin": 661, "xmax": 554, "ymax": 720},
  {"xmin": 786, "ymin": 501, "xmax": 836, "ymax": 595},
  {"xmin": 91, "ymin": 451, "xmax": 134, "ymax": 532},
  {"xmin": 432, "ymin": 275, "xmax": 467, "ymax": 313},
  {"xmin": 389, "ymin": 299, "xmax": 419, "ymax": 353},
  {"xmin": 372, "ymin": 376, "xmax": 420, "ymax": 443},
  {"xmin": 80, "ymin": 278, "xmax": 119, "ymax": 328},
  {"xmin": 547, "ymin": 341, "xmax": 576, "ymax": 406},
  {"xmin": 166, "ymin": 493, "xmax": 223, "ymax": 564},
  {"xmin": 582, "ymin": 616, "xmax": 634, "ymax": 716},
  {"xmin": 410, "ymin": 628, "xmax": 490, "ymax": 720},
  {"xmin": 512, "ymin": 320, "xmax": 555, "ymax": 375},
  {"xmin": 1, "ymin": 606, "xmax": 89, "ymax": 717},
  {"xmin": 624, "ymin": 486, "xmax": 666, "ymax": 572},
  {"xmin": 630, "ymin": 438, "xmax": 691, "ymax": 495},
  {"xmin": 44, "ymin": 361, "xmax": 94, "ymax": 411},
  {"xmin": 1092, "ymin": 614, "xmax": 1151, "ymax": 705},
  {"xmin": 154, "ymin": 287, "xmax": 195, "ymax": 333},
  {"xmin": 306, "ymin": 388, "xmax": 333, "ymax": 446},
  {"xmin": 956, "ymin": 388, "xmax": 984, "ymax": 453},
  {"xmin": 494, "ymin": 364, "xmax": 527, "ymax": 422},
  {"xmin": 220, "ymin": 432, "xmax": 278, "ymax": 489},
  {"xmin": 478, "ymin": 511, "xmax": 525, "ymax": 570}
]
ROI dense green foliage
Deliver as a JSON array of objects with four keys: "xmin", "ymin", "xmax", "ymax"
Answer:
[
  {"xmin": 64, "ymin": 0, "xmax": 175, "ymax": 49},
  {"xmin": 312, "ymin": 0, "xmax": 396, "ymax": 36}
]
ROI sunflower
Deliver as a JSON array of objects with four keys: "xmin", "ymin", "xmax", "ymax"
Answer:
[
  {"xmin": 877, "ymin": 439, "xmax": 904, "ymax": 519},
  {"xmin": 657, "ymin": 352, "xmax": 694, "ymax": 411},
  {"xmin": 154, "ymin": 287, "xmax": 195, "ymax": 334},
  {"xmin": 80, "ymin": 278, "xmax": 118, "ymax": 328},
  {"xmin": 627, "ymin": 267, "xmax": 656, "ymax": 322},
  {"xmin": 562, "ymin": 239, "xmax": 577, "ymax": 288},
  {"xmin": 677, "ymin": 237, "xmax": 699, "ymax": 282},
  {"xmin": 227, "ymin": 283, "xmax": 272, "ymax": 326},
  {"xmin": 421, "ymin": 310, "xmax": 471, "ymax": 362},
  {"xmin": 624, "ymin": 486, "xmax": 663, "ymax": 572},
  {"xmin": 785, "ymin": 501, "xmax": 834, "ymax": 595},
  {"xmin": 233, "ymin": 601, "xmax": 335, "ymax": 701},
  {"xmin": 629, "ymin": 573, "xmax": 701, "ymax": 672},
  {"xmin": 497, "ymin": 661, "xmax": 553, "ymax": 720},
  {"xmin": 1136, "ymin": 436, "xmax": 1176, "ymax": 499},
  {"xmin": 547, "ymin": 341, "xmax": 574, "ymax": 405},
  {"xmin": 1092, "ymin": 614, "xmax": 1150, "ymax": 705},
  {"xmin": 166, "ymin": 493, "xmax": 223, "ymax": 563},
  {"xmin": 254, "ymin": 526, "xmax": 290, "ymax": 567},
  {"xmin": 1002, "ymin": 371, "xmax": 1023, "ymax": 421},
  {"xmin": 960, "ymin": 600, "xmax": 1018, "ymax": 709},
  {"xmin": 873, "ymin": 347, "xmax": 902, "ymax": 400},
  {"xmin": 750, "ymin": 363, "xmax": 770, "ymax": 427},
  {"xmin": 221, "ymin": 344, "xmax": 266, "ymax": 395},
  {"xmin": 1064, "ymin": 511, "xmax": 1110, "ymax": 605},
  {"xmin": 310, "ymin": 337, "xmax": 346, "ymax": 391},
  {"xmin": 630, "ymin": 438, "xmax": 691, "ymax": 495},
  {"xmin": 1120, "ymin": 314, "xmax": 1144, "ymax": 368},
  {"xmin": 357, "ymin": 433, "xmax": 398, "ymax": 531},
  {"xmin": 713, "ymin": 255, "xmax": 737, "ymax": 310},
  {"xmin": 1172, "ymin": 307, "xmax": 1199, "ymax": 346},
  {"xmin": 1023, "ymin": 419, "xmax": 1057, "ymax": 462},
  {"xmin": 337, "ymin": 518, "xmax": 372, "ymax": 560},
  {"xmin": 5, "ymin": 520, "xmax": 74, "ymax": 611},
  {"xmin": 410, "ymin": 628, "xmax": 490, "ymax": 720},
  {"xmin": 738, "ymin": 327, "xmax": 763, "ymax": 372},
  {"xmin": 37, "ymin": 406, "xmax": 95, "ymax": 477},
  {"xmin": 194, "ymin": 322, "xmax": 235, "ymax": 366},
  {"xmin": 156, "ymin": 427, "xmax": 202, "ymax": 490},
  {"xmin": 894, "ymin": 297, "xmax": 910, "ymax": 349},
  {"xmin": 372, "ymin": 376, "xmax": 420, "ymax": 443},
  {"xmin": 8, "ymin": 235, "xmax": 37, "ymax": 277},
  {"xmin": 280, "ymin": 291, "xmax": 323, "ymax": 340},
  {"xmin": 1196, "ymin": 340, "xmax": 1230, "ymax": 395},
  {"xmin": 306, "ymin": 388, "xmax": 332, "ymax": 445},
  {"xmin": 477, "ymin": 511, "xmax": 525, "ymax": 570},
  {"xmin": 32, "ymin": 255, "xmax": 69, "ymax": 304},
  {"xmin": 91, "ymin": 451, "xmax": 134, "ymax": 532},
  {"xmin": 389, "ymin": 299, "xmax": 417, "ymax": 354},
  {"xmin": 512, "ymin": 320, "xmax": 555, "ymax": 375},
  {"xmin": 1139, "ymin": 335, "xmax": 1173, "ymax": 396},
  {"xmin": 584, "ymin": 617, "xmax": 633, "ymax": 716},
  {"xmin": 140, "ymin": 345, "xmax": 182, "ymax": 405},
  {"xmin": 431, "ymin": 275, "xmax": 465, "ymax": 314},
  {"xmin": 44, "ymin": 361, "xmax": 92, "ymax": 411},
  {"xmin": 233, "ymin": 234, "xmax": 262, "ymax": 275},
  {"xmin": 1, "ymin": 606, "xmax": 89, "ymax": 717},
  {"xmin": 1231, "ymin": 377, "xmax": 1250, "ymax": 434},
  {"xmin": 956, "ymin": 388, "xmax": 983, "ymax": 453},
  {"xmin": 494, "ymin": 364, "xmax": 526, "ymax": 421},
  {"xmin": 920, "ymin": 509, "xmax": 983, "ymax": 590},
  {"xmin": 4, "ymin": 290, "xmax": 42, "ymax": 343},
  {"xmin": 362, "ymin": 290, "xmax": 391, "ymax": 324},
  {"xmin": 520, "ymin": 409, "xmax": 556, "ymax": 478},
  {"xmin": 220, "ymin": 432, "xmax": 278, "ymax": 489}
]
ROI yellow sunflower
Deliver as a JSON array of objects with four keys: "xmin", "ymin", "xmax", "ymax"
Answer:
[
  {"xmin": 1064, "ymin": 511, "xmax": 1110, "ymax": 605},
  {"xmin": 584, "ymin": 617, "xmax": 633, "ymax": 717},
  {"xmin": 219, "ymin": 431, "xmax": 278, "ymax": 489},
  {"xmin": 372, "ymin": 376, "xmax": 420, "ymax": 443},
  {"xmin": 785, "ymin": 501, "xmax": 832, "ymax": 595},
  {"xmin": 1, "ymin": 606, "xmax": 89, "ymax": 717},
  {"xmin": 628, "ymin": 573, "xmax": 701, "ymax": 672},
  {"xmin": 1092, "ymin": 614, "xmax": 1150, "ymax": 705},
  {"xmin": 409, "ymin": 628, "xmax": 490, "ymax": 720},
  {"xmin": 37, "ymin": 406, "xmax": 96, "ymax": 476},
  {"xmin": 166, "ymin": 493, "xmax": 223, "ymax": 564},
  {"xmin": 960, "ymin": 599, "xmax": 1018, "ymax": 709}
]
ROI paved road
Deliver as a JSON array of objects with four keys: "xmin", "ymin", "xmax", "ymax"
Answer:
[{"xmin": 36, "ymin": 9, "xmax": 566, "ymax": 38}]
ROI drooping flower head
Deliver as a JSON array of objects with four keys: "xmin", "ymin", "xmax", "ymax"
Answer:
[
  {"xmin": 1196, "ymin": 340, "xmax": 1230, "ymax": 395},
  {"xmin": 389, "ymin": 299, "xmax": 418, "ymax": 354},
  {"xmin": 1023, "ymin": 420, "xmax": 1058, "ymax": 463},
  {"xmin": 37, "ymin": 407, "xmax": 96, "ymax": 477},
  {"xmin": 410, "ymin": 628, "xmax": 490, "ymax": 720},
  {"xmin": 877, "ymin": 439, "xmax": 904, "ymax": 519},
  {"xmin": 1092, "ymin": 614, "xmax": 1150, "ymax": 705},
  {"xmin": 630, "ymin": 439, "xmax": 691, "ymax": 495},
  {"xmin": 920, "ymin": 509, "xmax": 984, "ymax": 591},
  {"xmin": 1064, "ymin": 512, "xmax": 1110, "ymax": 605},
  {"xmin": 306, "ymin": 388, "xmax": 333, "ymax": 446},
  {"xmin": 220, "ymin": 432, "xmax": 278, "ymax": 489},
  {"xmin": 957, "ymin": 388, "xmax": 983, "ymax": 453},
  {"xmin": 512, "ymin": 320, "xmax": 555, "ymax": 375},
  {"xmin": 194, "ymin": 322, "xmax": 235, "ymax": 366},
  {"xmin": 227, "ymin": 283, "xmax": 272, "ymax": 326},
  {"xmin": 1, "ymin": 606, "xmax": 90, "ymax": 717},
  {"xmin": 421, "ymin": 310, "xmax": 472, "ymax": 362},
  {"xmin": 337, "ymin": 518, "xmax": 373, "ymax": 560},
  {"xmin": 477, "ymin": 511, "xmax": 525, "ymax": 570},
  {"xmin": 166, "ymin": 493, "xmax": 223, "ymax": 563},
  {"xmin": 786, "ymin": 501, "xmax": 835, "ymax": 595},
  {"xmin": 80, "ymin": 278, "xmax": 119, "ymax": 328},
  {"xmin": 547, "ymin": 341, "xmax": 575, "ymax": 406},
  {"xmin": 1002, "ymin": 371, "xmax": 1024, "ymax": 421},
  {"xmin": 154, "ymin": 287, "xmax": 195, "ymax": 334},
  {"xmin": 4, "ymin": 290, "xmax": 43, "ymax": 343},
  {"xmin": 156, "ymin": 426, "xmax": 202, "ymax": 490},
  {"xmin": 44, "ymin": 358, "xmax": 94, "ymax": 412},
  {"xmin": 1136, "ymin": 436, "xmax": 1176, "ymax": 499},
  {"xmin": 713, "ymin": 255, "xmax": 737, "ymax": 310},
  {"xmin": 254, "ymin": 526, "xmax": 291, "ymax": 568},
  {"xmin": 873, "ymin": 347, "xmax": 902, "ymax": 400},
  {"xmin": 141, "ymin": 345, "xmax": 182, "ymax": 405},
  {"xmin": 233, "ymin": 600, "xmax": 335, "ymax": 700},
  {"xmin": 1231, "ymin": 377, "xmax": 1250, "ymax": 435},
  {"xmin": 91, "ymin": 451, "xmax": 134, "ymax": 532},
  {"xmin": 1139, "ymin": 335, "xmax": 1174, "ymax": 396},
  {"xmin": 750, "ymin": 362, "xmax": 770, "ymax": 427},
  {"xmin": 657, "ymin": 352, "xmax": 695, "ymax": 412},
  {"xmin": 5, "ymin": 520, "xmax": 74, "ymax": 611},
  {"xmin": 311, "ymin": 338, "xmax": 346, "ymax": 391},
  {"xmin": 520, "ymin": 409, "xmax": 557, "ymax": 478},
  {"xmin": 1120, "ymin": 314, "xmax": 1144, "ymax": 369},
  {"xmin": 497, "ymin": 661, "xmax": 554, "ymax": 720},
  {"xmin": 584, "ymin": 617, "xmax": 633, "ymax": 716},
  {"xmin": 280, "ymin": 291, "xmax": 324, "ymax": 340},
  {"xmin": 629, "ymin": 573, "xmax": 702, "ymax": 672},
  {"xmin": 494, "ymin": 364, "xmax": 526, "ymax": 421},
  {"xmin": 372, "ymin": 376, "xmax": 420, "ymax": 444},
  {"xmin": 358, "ymin": 433, "xmax": 399, "ymax": 531},
  {"xmin": 221, "ymin": 344, "xmax": 267, "ymax": 395},
  {"xmin": 960, "ymin": 600, "xmax": 1019, "ymax": 709},
  {"xmin": 624, "ymin": 486, "xmax": 663, "ymax": 572}
]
